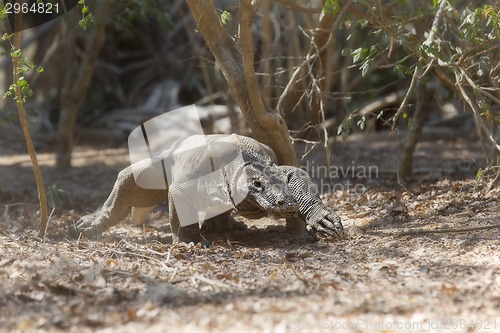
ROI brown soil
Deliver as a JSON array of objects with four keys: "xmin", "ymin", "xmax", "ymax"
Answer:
[{"xmin": 0, "ymin": 128, "xmax": 499, "ymax": 332}]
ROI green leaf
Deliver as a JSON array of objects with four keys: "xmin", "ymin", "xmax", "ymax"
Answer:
[
  {"xmin": 0, "ymin": 4, "xmax": 8, "ymax": 20},
  {"xmin": 79, "ymin": 14, "xmax": 94, "ymax": 30},
  {"xmin": 394, "ymin": 64, "xmax": 407, "ymax": 78},
  {"xmin": 10, "ymin": 49, "xmax": 22, "ymax": 58},
  {"xmin": 21, "ymin": 85, "xmax": 33, "ymax": 97},
  {"xmin": 337, "ymin": 116, "xmax": 352, "ymax": 140},
  {"xmin": 322, "ymin": 0, "xmax": 340, "ymax": 15},
  {"xmin": 3, "ymin": 91, "xmax": 12, "ymax": 99},
  {"xmin": 360, "ymin": 59, "xmax": 374, "ymax": 76},
  {"xmin": 221, "ymin": 11, "xmax": 232, "ymax": 25},
  {"xmin": 475, "ymin": 168, "xmax": 483, "ymax": 182},
  {"xmin": 18, "ymin": 77, "xmax": 27, "ymax": 87},
  {"xmin": 351, "ymin": 48, "xmax": 367, "ymax": 63},
  {"xmin": 341, "ymin": 48, "xmax": 351, "ymax": 57}
]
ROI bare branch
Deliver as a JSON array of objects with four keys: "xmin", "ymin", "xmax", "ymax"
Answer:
[
  {"xmin": 391, "ymin": 66, "xmax": 419, "ymax": 130},
  {"xmin": 456, "ymin": 79, "xmax": 500, "ymax": 154},
  {"xmin": 459, "ymin": 66, "xmax": 500, "ymax": 106},
  {"xmin": 277, "ymin": 0, "xmax": 353, "ymax": 114},
  {"xmin": 423, "ymin": 0, "xmax": 447, "ymax": 46}
]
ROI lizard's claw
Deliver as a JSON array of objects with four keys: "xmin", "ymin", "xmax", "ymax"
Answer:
[
  {"xmin": 306, "ymin": 207, "xmax": 344, "ymax": 238},
  {"xmin": 69, "ymin": 214, "xmax": 102, "ymax": 238}
]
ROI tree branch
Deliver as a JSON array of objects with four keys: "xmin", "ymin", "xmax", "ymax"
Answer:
[
  {"xmin": 186, "ymin": 0, "xmax": 297, "ymax": 165},
  {"xmin": 277, "ymin": 0, "xmax": 352, "ymax": 116},
  {"xmin": 239, "ymin": 0, "xmax": 269, "ymax": 120}
]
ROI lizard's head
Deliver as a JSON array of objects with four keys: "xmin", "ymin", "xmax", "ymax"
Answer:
[{"xmin": 234, "ymin": 162, "xmax": 299, "ymax": 219}]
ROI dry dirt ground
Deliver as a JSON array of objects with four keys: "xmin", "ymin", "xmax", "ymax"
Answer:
[{"xmin": 0, "ymin": 128, "xmax": 499, "ymax": 332}]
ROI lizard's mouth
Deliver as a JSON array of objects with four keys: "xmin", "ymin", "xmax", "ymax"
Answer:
[
  {"xmin": 264, "ymin": 197, "xmax": 299, "ymax": 218},
  {"xmin": 238, "ymin": 208, "xmax": 297, "ymax": 219},
  {"xmin": 234, "ymin": 198, "xmax": 287, "ymax": 219},
  {"xmin": 235, "ymin": 195, "xmax": 299, "ymax": 219}
]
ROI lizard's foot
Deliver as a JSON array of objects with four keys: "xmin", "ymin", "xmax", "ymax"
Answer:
[
  {"xmin": 201, "ymin": 214, "xmax": 247, "ymax": 234},
  {"xmin": 70, "ymin": 214, "xmax": 105, "ymax": 238},
  {"xmin": 306, "ymin": 207, "xmax": 344, "ymax": 238},
  {"xmin": 172, "ymin": 223, "xmax": 202, "ymax": 244}
]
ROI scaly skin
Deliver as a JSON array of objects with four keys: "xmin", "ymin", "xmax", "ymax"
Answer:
[{"xmin": 71, "ymin": 134, "xmax": 344, "ymax": 243}]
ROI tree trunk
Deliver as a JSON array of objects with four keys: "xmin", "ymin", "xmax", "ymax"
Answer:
[
  {"xmin": 185, "ymin": 0, "xmax": 297, "ymax": 166},
  {"xmin": 398, "ymin": 82, "xmax": 431, "ymax": 178},
  {"xmin": 56, "ymin": 0, "xmax": 113, "ymax": 170},
  {"xmin": 11, "ymin": 4, "xmax": 49, "ymax": 238}
]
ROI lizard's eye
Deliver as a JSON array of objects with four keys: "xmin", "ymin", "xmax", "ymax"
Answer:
[{"xmin": 253, "ymin": 180, "xmax": 262, "ymax": 188}]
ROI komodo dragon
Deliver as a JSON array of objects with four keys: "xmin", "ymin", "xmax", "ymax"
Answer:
[{"xmin": 72, "ymin": 134, "xmax": 344, "ymax": 243}]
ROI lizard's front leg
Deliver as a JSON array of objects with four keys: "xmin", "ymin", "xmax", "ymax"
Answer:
[
  {"xmin": 168, "ymin": 191, "xmax": 201, "ymax": 244},
  {"xmin": 278, "ymin": 166, "xmax": 344, "ymax": 238}
]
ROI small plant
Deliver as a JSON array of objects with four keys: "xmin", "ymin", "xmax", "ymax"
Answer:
[
  {"xmin": 78, "ymin": 0, "xmax": 94, "ymax": 30},
  {"xmin": 2, "ymin": 51, "xmax": 43, "ymax": 103},
  {"xmin": 1, "ymin": 7, "xmax": 49, "ymax": 238}
]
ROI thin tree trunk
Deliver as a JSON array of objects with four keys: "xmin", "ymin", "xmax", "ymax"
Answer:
[
  {"xmin": 56, "ymin": 0, "xmax": 113, "ymax": 170},
  {"xmin": 398, "ymin": 82, "xmax": 431, "ymax": 178},
  {"xmin": 11, "ymin": 5, "xmax": 49, "ymax": 238}
]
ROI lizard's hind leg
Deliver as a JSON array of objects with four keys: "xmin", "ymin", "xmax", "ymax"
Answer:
[{"xmin": 201, "ymin": 212, "xmax": 247, "ymax": 234}]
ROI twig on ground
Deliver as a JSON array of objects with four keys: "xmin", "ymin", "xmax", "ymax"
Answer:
[
  {"xmin": 97, "ymin": 248, "xmax": 171, "ymax": 272},
  {"xmin": 2, "ymin": 203, "xmax": 39, "ymax": 221}
]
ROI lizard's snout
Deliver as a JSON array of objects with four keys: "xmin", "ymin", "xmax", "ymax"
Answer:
[{"xmin": 273, "ymin": 196, "xmax": 299, "ymax": 217}]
